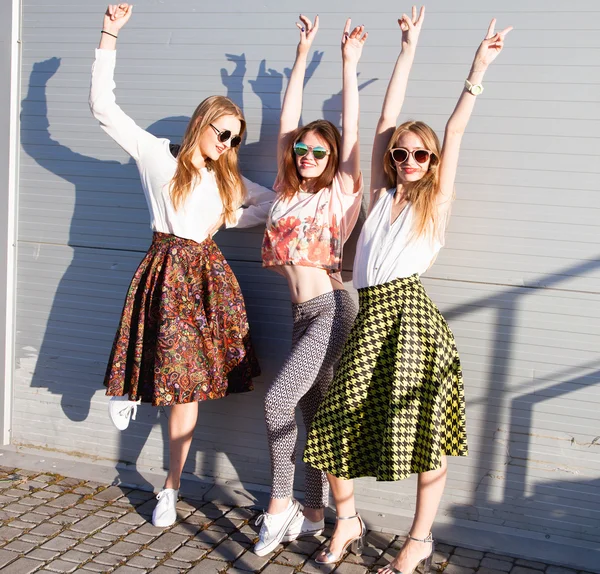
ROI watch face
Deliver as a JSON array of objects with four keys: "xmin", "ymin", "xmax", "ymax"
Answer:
[{"xmin": 471, "ymin": 84, "xmax": 484, "ymax": 95}]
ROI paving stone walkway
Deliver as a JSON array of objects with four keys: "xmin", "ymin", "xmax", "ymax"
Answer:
[{"xmin": 0, "ymin": 466, "xmax": 589, "ymax": 574}]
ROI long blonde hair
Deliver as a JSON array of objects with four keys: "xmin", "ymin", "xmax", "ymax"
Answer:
[
  {"xmin": 383, "ymin": 120, "xmax": 442, "ymax": 238},
  {"xmin": 170, "ymin": 96, "xmax": 246, "ymax": 226}
]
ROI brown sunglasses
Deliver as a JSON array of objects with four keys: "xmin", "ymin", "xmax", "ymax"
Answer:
[{"xmin": 390, "ymin": 147, "xmax": 432, "ymax": 164}]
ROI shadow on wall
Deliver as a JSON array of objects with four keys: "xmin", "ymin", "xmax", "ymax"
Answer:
[
  {"xmin": 441, "ymin": 257, "xmax": 600, "ymax": 546},
  {"xmin": 20, "ymin": 56, "xmax": 187, "ymax": 489}
]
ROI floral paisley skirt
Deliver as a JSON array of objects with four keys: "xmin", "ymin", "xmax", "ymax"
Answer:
[
  {"xmin": 303, "ymin": 274, "xmax": 467, "ymax": 481},
  {"xmin": 104, "ymin": 232, "xmax": 260, "ymax": 406}
]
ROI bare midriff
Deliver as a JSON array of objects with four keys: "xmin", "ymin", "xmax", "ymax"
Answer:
[{"xmin": 271, "ymin": 265, "xmax": 346, "ymax": 304}]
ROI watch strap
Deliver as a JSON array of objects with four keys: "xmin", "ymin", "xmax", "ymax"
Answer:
[{"xmin": 465, "ymin": 79, "xmax": 484, "ymax": 95}]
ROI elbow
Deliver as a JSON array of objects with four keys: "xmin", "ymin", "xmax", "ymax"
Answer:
[
  {"xmin": 89, "ymin": 95, "xmax": 109, "ymax": 121},
  {"xmin": 445, "ymin": 122, "xmax": 465, "ymax": 138},
  {"xmin": 89, "ymin": 96, "xmax": 101, "ymax": 119},
  {"xmin": 378, "ymin": 114, "xmax": 395, "ymax": 126}
]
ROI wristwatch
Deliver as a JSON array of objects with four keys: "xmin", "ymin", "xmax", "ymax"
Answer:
[{"xmin": 464, "ymin": 79, "xmax": 484, "ymax": 95}]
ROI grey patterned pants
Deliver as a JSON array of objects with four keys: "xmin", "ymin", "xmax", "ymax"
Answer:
[{"xmin": 264, "ymin": 290, "xmax": 357, "ymax": 508}]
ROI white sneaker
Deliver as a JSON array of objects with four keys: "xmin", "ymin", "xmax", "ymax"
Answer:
[
  {"xmin": 282, "ymin": 512, "xmax": 325, "ymax": 542},
  {"xmin": 152, "ymin": 488, "xmax": 178, "ymax": 527},
  {"xmin": 108, "ymin": 396, "xmax": 141, "ymax": 430},
  {"xmin": 253, "ymin": 500, "xmax": 302, "ymax": 556}
]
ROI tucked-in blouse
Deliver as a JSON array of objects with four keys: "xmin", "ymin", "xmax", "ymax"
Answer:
[
  {"xmin": 353, "ymin": 188, "xmax": 447, "ymax": 289},
  {"xmin": 89, "ymin": 49, "xmax": 274, "ymax": 244},
  {"xmin": 261, "ymin": 172, "xmax": 363, "ymax": 276}
]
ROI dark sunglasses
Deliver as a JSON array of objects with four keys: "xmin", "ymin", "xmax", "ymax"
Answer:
[
  {"xmin": 293, "ymin": 142, "xmax": 330, "ymax": 160},
  {"xmin": 210, "ymin": 124, "xmax": 241, "ymax": 148},
  {"xmin": 390, "ymin": 147, "xmax": 432, "ymax": 165}
]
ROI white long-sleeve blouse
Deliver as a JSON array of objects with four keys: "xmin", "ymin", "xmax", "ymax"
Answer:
[{"xmin": 89, "ymin": 49, "xmax": 274, "ymax": 243}]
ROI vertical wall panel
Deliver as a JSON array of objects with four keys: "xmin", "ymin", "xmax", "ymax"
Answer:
[{"xmin": 13, "ymin": 0, "xmax": 600, "ymax": 566}]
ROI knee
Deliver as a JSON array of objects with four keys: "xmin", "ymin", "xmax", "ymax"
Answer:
[{"xmin": 264, "ymin": 389, "xmax": 291, "ymax": 429}]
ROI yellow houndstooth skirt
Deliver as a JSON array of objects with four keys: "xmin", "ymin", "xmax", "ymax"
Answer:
[{"xmin": 303, "ymin": 274, "xmax": 468, "ymax": 481}]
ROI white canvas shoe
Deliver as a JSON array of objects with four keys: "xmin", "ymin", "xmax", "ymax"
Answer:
[
  {"xmin": 253, "ymin": 499, "xmax": 302, "ymax": 556},
  {"xmin": 282, "ymin": 511, "xmax": 325, "ymax": 542},
  {"xmin": 108, "ymin": 396, "xmax": 141, "ymax": 431},
  {"xmin": 151, "ymin": 488, "xmax": 178, "ymax": 527}
]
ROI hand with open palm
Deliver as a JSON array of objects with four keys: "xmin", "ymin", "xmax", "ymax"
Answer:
[{"xmin": 341, "ymin": 19, "xmax": 368, "ymax": 65}]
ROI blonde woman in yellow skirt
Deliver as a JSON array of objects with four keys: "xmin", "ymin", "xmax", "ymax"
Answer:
[{"xmin": 304, "ymin": 6, "xmax": 512, "ymax": 573}]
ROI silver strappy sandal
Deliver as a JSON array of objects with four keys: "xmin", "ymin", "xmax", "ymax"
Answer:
[
  {"xmin": 379, "ymin": 532, "xmax": 435, "ymax": 574},
  {"xmin": 314, "ymin": 513, "xmax": 367, "ymax": 565}
]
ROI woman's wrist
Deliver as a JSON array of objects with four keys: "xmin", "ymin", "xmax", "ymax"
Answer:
[
  {"xmin": 296, "ymin": 46, "xmax": 310, "ymax": 59},
  {"xmin": 102, "ymin": 20, "xmax": 120, "ymax": 36},
  {"xmin": 467, "ymin": 66, "xmax": 486, "ymax": 84},
  {"xmin": 401, "ymin": 42, "xmax": 417, "ymax": 55}
]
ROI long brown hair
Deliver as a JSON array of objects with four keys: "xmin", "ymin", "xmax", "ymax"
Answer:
[
  {"xmin": 278, "ymin": 120, "xmax": 341, "ymax": 199},
  {"xmin": 170, "ymin": 96, "xmax": 246, "ymax": 226},
  {"xmin": 383, "ymin": 120, "xmax": 442, "ymax": 238}
]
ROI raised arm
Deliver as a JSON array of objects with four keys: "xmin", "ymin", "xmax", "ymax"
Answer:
[
  {"xmin": 339, "ymin": 20, "xmax": 368, "ymax": 192},
  {"xmin": 437, "ymin": 19, "xmax": 512, "ymax": 205},
  {"xmin": 370, "ymin": 6, "xmax": 425, "ymax": 204},
  {"xmin": 90, "ymin": 4, "xmax": 158, "ymax": 161},
  {"xmin": 277, "ymin": 14, "xmax": 319, "ymax": 168}
]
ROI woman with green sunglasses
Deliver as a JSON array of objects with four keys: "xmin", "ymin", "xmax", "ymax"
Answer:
[{"xmin": 254, "ymin": 14, "xmax": 367, "ymax": 556}]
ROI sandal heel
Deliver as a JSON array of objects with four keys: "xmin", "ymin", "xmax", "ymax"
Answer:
[
  {"xmin": 421, "ymin": 539, "xmax": 435, "ymax": 574},
  {"xmin": 351, "ymin": 534, "xmax": 364, "ymax": 556}
]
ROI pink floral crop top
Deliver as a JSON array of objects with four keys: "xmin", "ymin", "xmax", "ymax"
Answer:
[{"xmin": 261, "ymin": 172, "xmax": 363, "ymax": 274}]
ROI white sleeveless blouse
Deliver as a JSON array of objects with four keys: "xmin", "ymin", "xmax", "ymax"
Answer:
[{"xmin": 353, "ymin": 188, "xmax": 446, "ymax": 289}]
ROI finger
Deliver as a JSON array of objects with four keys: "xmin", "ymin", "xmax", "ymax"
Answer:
[
  {"xmin": 412, "ymin": 5, "xmax": 417, "ymax": 23},
  {"xmin": 299, "ymin": 14, "xmax": 312, "ymax": 30},
  {"xmin": 486, "ymin": 18, "xmax": 496, "ymax": 39},
  {"xmin": 312, "ymin": 14, "xmax": 319, "ymax": 34},
  {"xmin": 417, "ymin": 5, "xmax": 425, "ymax": 25},
  {"xmin": 399, "ymin": 14, "xmax": 411, "ymax": 31},
  {"xmin": 343, "ymin": 17, "xmax": 351, "ymax": 39},
  {"xmin": 499, "ymin": 25, "xmax": 514, "ymax": 38},
  {"xmin": 361, "ymin": 31, "xmax": 369, "ymax": 43}
]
